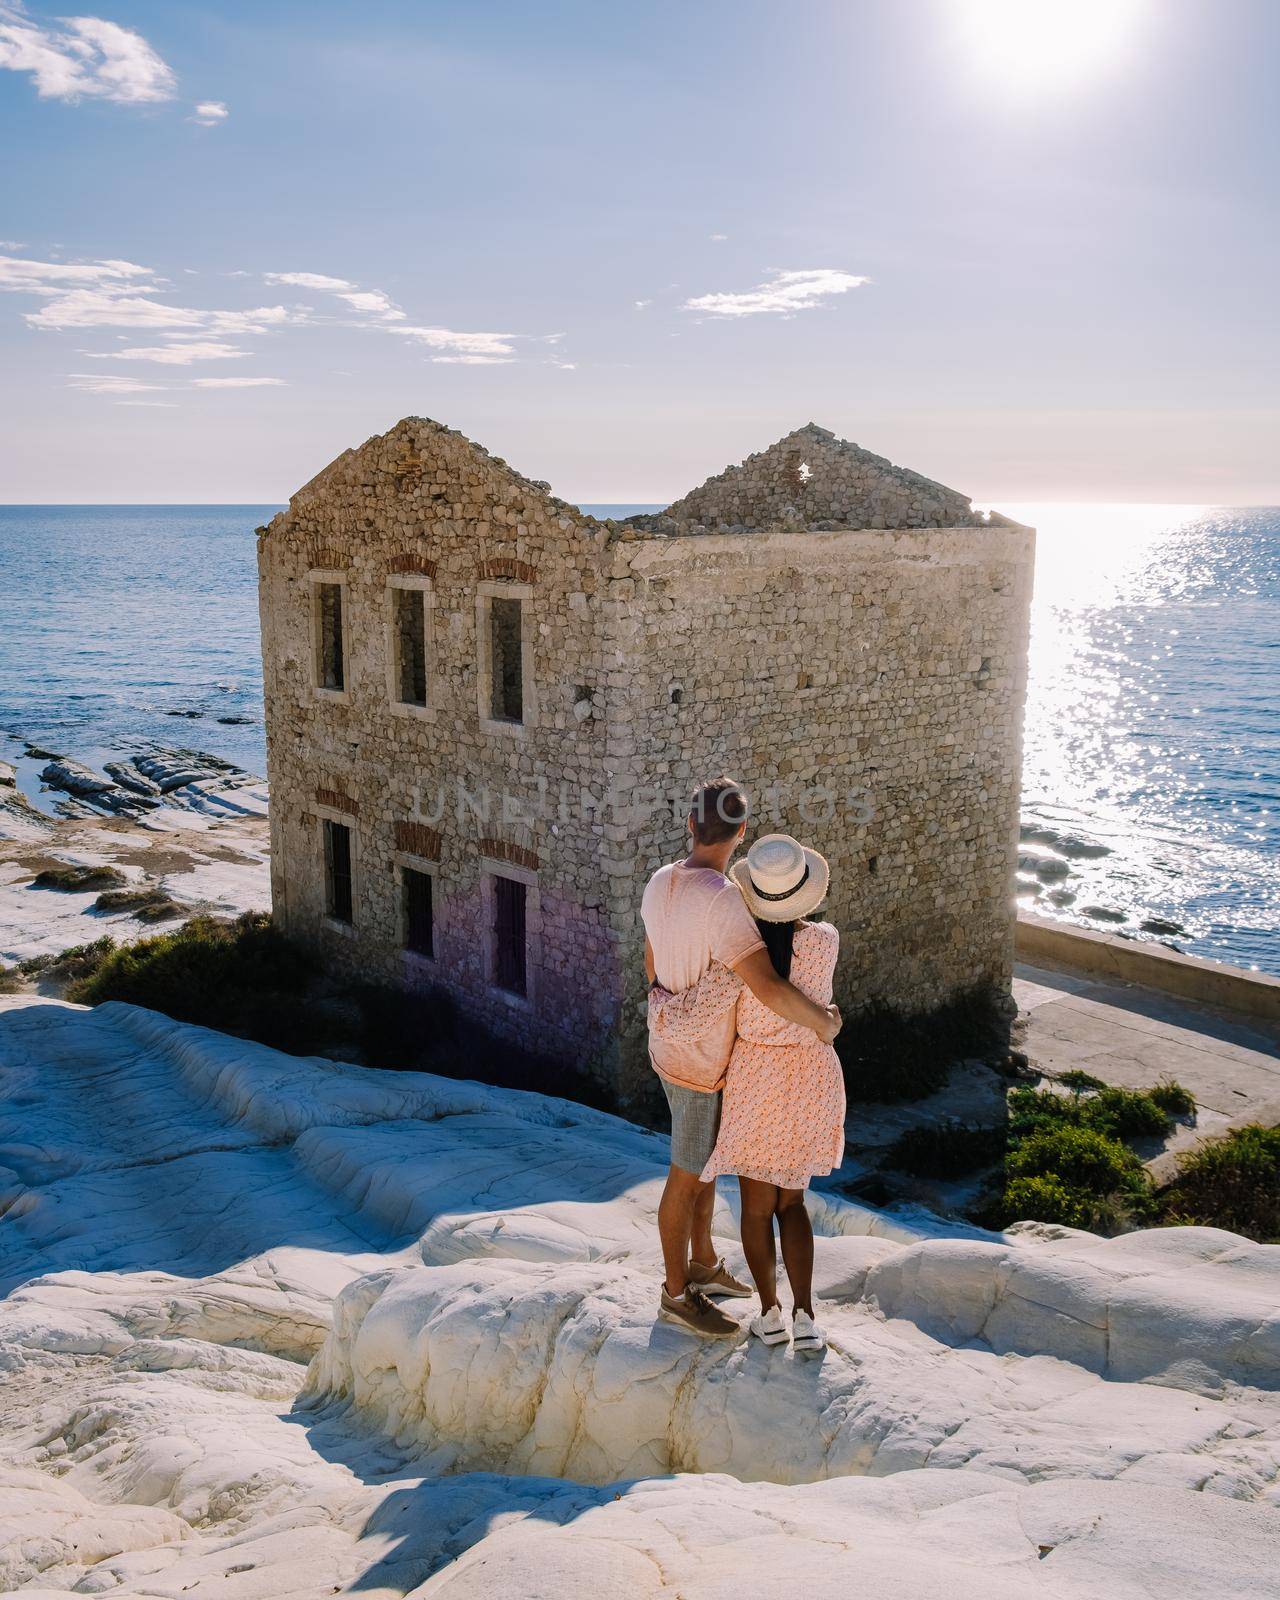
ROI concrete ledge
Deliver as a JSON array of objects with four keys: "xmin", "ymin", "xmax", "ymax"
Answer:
[{"xmin": 1016, "ymin": 912, "xmax": 1280, "ymax": 1022}]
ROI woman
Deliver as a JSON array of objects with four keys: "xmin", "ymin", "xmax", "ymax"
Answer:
[{"xmin": 649, "ymin": 834, "xmax": 845, "ymax": 1352}]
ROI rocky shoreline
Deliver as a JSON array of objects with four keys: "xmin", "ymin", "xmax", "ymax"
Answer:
[
  {"xmin": 1015, "ymin": 818, "xmax": 1191, "ymax": 950},
  {"xmin": 0, "ymin": 739, "xmax": 269, "ymax": 974}
]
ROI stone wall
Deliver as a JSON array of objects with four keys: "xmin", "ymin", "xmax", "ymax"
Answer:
[
  {"xmin": 259, "ymin": 415, "xmax": 1034, "ymax": 1109},
  {"xmin": 659, "ymin": 424, "xmax": 983, "ymax": 531},
  {"xmin": 257, "ymin": 417, "xmax": 625, "ymax": 1080},
  {"xmin": 597, "ymin": 523, "xmax": 1035, "ymax": 1093}
]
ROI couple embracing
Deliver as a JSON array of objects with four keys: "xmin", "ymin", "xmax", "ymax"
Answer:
[{"xmin": 642, "ymin": 776, "xmax": 846, "ymax": 1353}]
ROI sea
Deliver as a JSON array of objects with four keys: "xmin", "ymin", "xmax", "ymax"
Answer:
[{"xmin": 1, "ymin": 502, "xmax": 1276, "ymax": 976}]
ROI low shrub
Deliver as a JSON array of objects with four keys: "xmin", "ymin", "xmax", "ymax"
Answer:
[
  {"xmin": 63, "ymin": 915, "xmax": 622, "ymax": 1119},
  {"xmin": 1008, "ymin": 1086, "xmax": 1081, "ymax": 1136},
  {"xmin": 838, "ymin": 985, "xmax": 1012, "ymax": 1104},
  {"xmin": 1149, "ymin": 1078, "xmax": 1197, "ymax": 1119},
  {"xmin": 0, "ymin": 965, "xmax": 22, "ymax": 994},
  {"xmin": 19, "ymin": 935, "xmax": 117, "ymax": 988},
  {"xmin": 68, "ymin": 912, "xmax": 324, "ymax": 1054},
  {"xmin": 1158, "ymin": 1124, "xmax": 1280, "ymax": 1241},
  {"xmin": 1057, "ymin": 1069, "xmax": 1107, "ymax": 1093},
  {"xmin": 999, "ymin": 1174, "xmax": 1095, "ymax": 1229},
  {"xmin": 1008, "ymin": 1123, "xmax": 1144, "ymax": 1194},
  {"xmin": 32, "ymin": 864, "xmax": 126, "ymax": 892},
  {"xmin": 93, "ymin": 886, "xmax": 183, "ymax": 921},
  {"xmin": 1083, "ymin": 1087, "xmax": 1172, "ymax": 1141},
  {"xmin": 1007, "ymin": 1081, "xmax": 1188, "ymax": 1142},
  {"xmin": 982, "ymin": 1115, "xmax": 1156, "ymax": 1233},
  {"xmin": 883, "ymin": 1120, "xmax": 1006, "ymax": 1179}
]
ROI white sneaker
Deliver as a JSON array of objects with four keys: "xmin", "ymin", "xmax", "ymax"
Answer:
[
  {"xmin": 749, "ymin": 1305, "xmax": 789, "ymax": 1346},
  {"xmin": 792, "ymin": 1310, "xmax": 826, "ymax": 1354}
]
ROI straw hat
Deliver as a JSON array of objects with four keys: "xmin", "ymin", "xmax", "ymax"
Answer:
[{"xmin": 732, "ymin": 833, "xmax": 830, "ymax": 923}]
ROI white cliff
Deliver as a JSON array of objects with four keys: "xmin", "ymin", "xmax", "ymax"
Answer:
[{"xmin": 2, "ymin": 997, "xmax": 1278, "ymax": 1595}]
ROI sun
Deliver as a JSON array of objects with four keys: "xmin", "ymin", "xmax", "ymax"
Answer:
[{"xmin": 949, "ymin": 0, "xmax": 1147, "ymax": 91}]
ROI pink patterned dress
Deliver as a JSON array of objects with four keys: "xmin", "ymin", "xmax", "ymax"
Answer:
[{"xmin": 649, "ymin": 920, "xmax": 846, "ymax": 1190}]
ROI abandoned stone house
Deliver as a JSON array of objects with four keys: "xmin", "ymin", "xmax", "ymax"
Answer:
[{"xmin": 256, "ymin": 417, "xmax": 1034, "ymax": 1104}]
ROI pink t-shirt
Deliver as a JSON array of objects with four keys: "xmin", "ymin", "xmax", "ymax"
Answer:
[{"xmin": 640, "ymin": 861, "xmax": 764, "ymax": 1092}]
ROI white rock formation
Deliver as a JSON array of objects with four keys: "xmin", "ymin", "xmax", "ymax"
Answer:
[{"xmin": 2, "ymin": 997, "xmax": 1278, "ymax": 1596}]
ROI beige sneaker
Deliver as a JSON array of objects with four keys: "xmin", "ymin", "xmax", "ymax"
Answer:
[
  {"xmin": 687, "ymin": 1256, "xmax": 752, "ymax": 1299},
  {"xmin": 658, "ymin": 1285, "xmax": 740, "ymax": 1339}
]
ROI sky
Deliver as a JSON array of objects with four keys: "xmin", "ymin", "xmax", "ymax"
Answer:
[{"xmin": 1, "ymin": 0, "xmax": 1277, "ymax": 505}]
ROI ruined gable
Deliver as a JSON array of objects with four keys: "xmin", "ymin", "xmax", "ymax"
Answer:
[
  {"xmin": 660, "ymin": 424, "xmax": 983, "ymax": 531},
  {"xmin": 269, "ymin": 416, "xmax": 578, "ymax": 539}
]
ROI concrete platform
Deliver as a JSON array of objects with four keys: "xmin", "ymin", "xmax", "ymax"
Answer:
[{"xmin": 1015, "ymin": 961, "xmax": 1280, "ymax": 1156}]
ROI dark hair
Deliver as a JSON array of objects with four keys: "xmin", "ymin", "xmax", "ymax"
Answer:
[
  {"xmin": 757, "ymin": 918, "xmax": 797, "ymax": 981},
  {"xmin": 689, "ymin": 776, "xmax": 748, "ymax": 846}
]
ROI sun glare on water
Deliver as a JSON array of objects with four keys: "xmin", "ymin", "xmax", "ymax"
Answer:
[{"xmin": 950, "ymin": 0, "xmax": 1147, "ymax": 90}]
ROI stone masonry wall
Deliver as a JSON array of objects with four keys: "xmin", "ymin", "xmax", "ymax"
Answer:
[
  {"xmin": 659, "ymin": 424, "xmax": 984, "ymax": 532},
  {"xmin": 597, "ymin": 523, "xmax": 1035, "ymax": 1094},
  {"xmin": 257, "ymin": 417, "xmax": 626, "ymax": 1080}
]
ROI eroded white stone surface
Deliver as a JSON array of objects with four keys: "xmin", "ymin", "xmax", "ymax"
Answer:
[{"xmin": 2, "ymin": 997, "xmax": 1278, "ymax": 1596}]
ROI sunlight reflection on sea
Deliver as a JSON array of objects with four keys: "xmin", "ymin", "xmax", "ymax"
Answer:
[{"xmin": 1003, "ymin": 503, "xmax": 1278, "ymax": 971}]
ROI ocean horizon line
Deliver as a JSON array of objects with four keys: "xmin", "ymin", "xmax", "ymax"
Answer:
[{"xmin": 3, "ymin": 498, "xmax": 1278, "ymax": 511}]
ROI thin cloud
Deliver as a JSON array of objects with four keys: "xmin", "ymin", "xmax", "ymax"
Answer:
[
  {"xmin": 84, "ymin": 339, "xmax": 249, "ymax": 364},
  {"xmin": 258, "ymin": 270, "xmax": 557, "ymax": 362},
  {"xmin": 0, "ymin": 254, "xmax": 153, "ymax": 293},
  {"xmin": 69, "ymin": 372, "xmax": 287, "ymax": 395},
  {"xmin": 28, "ymin": 290, "xmax": 299, "ymax": 333},
  {"xmin": 190, "ymin": 376, "xmax": 286, "ymax": 388},
  {"xmin": 37, "ymin": 290, "xmax": 207, "ymax": 330},
  {"xmin": 709, "ymin": 233, "xmax": 728, "ymax": 241},
  {"xmin": 337, "ymin": 288, "xmax": 403, "ymax": 319},
  {"xmin": 396, "ymin": 325, "xmax": 518, "ymax": 359},
  {"xmin": 264, "ymin": 270, "xmax": 403, "ymax": 322},
  {"xmin": 0, "ymin": 7, "xmax": 177, "ymax": 104},
  {"xmin": 682, "ymin": 267, "xmax": 869, "ymax": 318},
  {"xmin": 3, "ymin": 249, "xmax": 563, "ymax": 382},
  {"xmin": 69, "ymin": 372, "xmax": 168, "ymax": 394},
  {"xmin": 430, "ymin": 354, "xmax": 515, "ymax": 366},
  {"xmin": 264, "ymin": 271, "xmax": 354, "ymax": 291},
  {"xmin": 191, "ymin": 100, "xmax": 227, "ymax": 126},
  {"xmin": 206, "ymin": 305, "xmax": 299, "ymax": 334},
  {"xmin": 3, "ymin": 252, "xmax": 303, "ymax": 391},
  {"xmin": 3, "ymin": 254, "xmax": 304, "ymax": 334}
]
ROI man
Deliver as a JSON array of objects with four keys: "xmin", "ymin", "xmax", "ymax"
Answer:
[{"xmin": 642, "ymin": 776, "xmax": 841, "ymax": 1337}]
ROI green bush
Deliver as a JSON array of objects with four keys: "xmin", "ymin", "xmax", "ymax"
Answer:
[
  {"xmin": 1008, "ymin": 1086, "xmax": 1082, "ymax": 1135},
  {"xmin": 1008, "ymin": 1123, "xmax": 1143, "ymax": 1191},
  {"xmin": 18, "ymin": 935, "xmax": 117, "ymax": 988},
  {"xmin": 1057, "ymin": 1069, "xmax": 1107, "ymax": 1093},
  {"xmin": 884, "ymin": 1121, "xmax": 1006, "ymax": 1179},
  {"xmin": 999, "ymin": 1174, "xmax": 1095, "ymax": 1228},
  {"xmin": 60, "ymin": 915, "xmax": 620, "ymax": 1118},
  {"xmin": 1083, "ymin": 1087, "xmax": 1172, "ymax": 1141},
  {"xmin": 976, "ymin": 1074, "xmax": 1231, "ymax": 1239},
  {"xmin": 1159, "ymin": 1125, "xmax": 1280, "ymax": 1241},
  {"xmin": 1150, "ymin": 1079, "xmax": 1197, "ymax": 1119},
  {"xmin": 68, "ymin": 912, "xmax": 323, "ymax": 1054},
  {"xmin": 1007, "ymin": 1081, "xmax": 1188, "ymax": 1142}
]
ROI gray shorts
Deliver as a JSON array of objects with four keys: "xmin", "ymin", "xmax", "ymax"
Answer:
[{"xmin": 660, "ymin": 1078, "xmax": 722, "ymax": 1176}]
